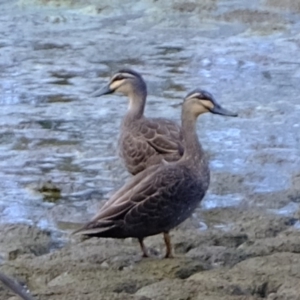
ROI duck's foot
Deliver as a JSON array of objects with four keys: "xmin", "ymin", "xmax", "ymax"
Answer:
[
  {"xmin": 165, "ymin": 253, "xmax": 174, "ymax": 259},
  {"xmin": 163, "ymin": 232, "xmax": 174, "ymax": 258},
  {"xmin": 138, "ymin": 238, "xmax": 149, "ymax": 258}
]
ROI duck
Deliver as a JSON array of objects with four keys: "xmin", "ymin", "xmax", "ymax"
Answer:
[
  {"xmin": 92, "ymin": 69, "xmax": 184, "ymax": 175},
  {"xmin": 74, "ymin": 89, "xmax": 237, "ymax": 258}
]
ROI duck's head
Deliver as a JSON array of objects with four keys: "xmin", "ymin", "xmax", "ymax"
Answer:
[
  {"xmin": 92, "ymin": 69, "xmax": 147, "ymax": 97},
  {"xmin": 183, "ymin": 89, "xmax": 238, "ymax": 117}
]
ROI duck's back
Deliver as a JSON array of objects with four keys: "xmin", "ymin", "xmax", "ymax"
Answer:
[{"xmin": 119, "ymin": 116, "xmax": 184, "ymax": 175}]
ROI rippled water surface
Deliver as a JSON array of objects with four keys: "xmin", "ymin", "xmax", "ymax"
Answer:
[{"xmin": 0, "ymin": 0, "xmax": 299, "ymax": 237}]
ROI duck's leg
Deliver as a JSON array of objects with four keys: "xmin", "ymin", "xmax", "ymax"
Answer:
[
  {"xmin": 163, "ymin": 232, "xmax": 174, "ymax": 258},
  {"xmin": 138, "ymin": 238, "xmax": 149, "ymax": 257}
]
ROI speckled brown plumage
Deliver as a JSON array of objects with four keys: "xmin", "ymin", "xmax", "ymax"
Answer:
[
  {"xmin": 75, "ymin": 89, "xmax": 237, "ymax": 257},
  {"xmin": 119, "ymin": 116, "xmax": 184, "ymax": 175},
  {"xmin": 92, "ymin": 69, "xmax": 184, "ymax": 175}
]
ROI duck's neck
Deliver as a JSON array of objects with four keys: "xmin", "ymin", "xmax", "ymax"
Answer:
[
  {"xmin": 125, "ymin": 86, "xmax": 146, "ymax": 122},
  {"xmin": 181, "ymin": 111, "xmax": 205, "ymax": 164}
]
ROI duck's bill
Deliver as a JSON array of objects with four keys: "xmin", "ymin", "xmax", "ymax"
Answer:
[
  {"xmin": 91, "ymin": 85, "xmax": 113, "ymax": 97},
  {"xmin": 210, "ymin": 104, "xmax": 238, "ymax": 117}
]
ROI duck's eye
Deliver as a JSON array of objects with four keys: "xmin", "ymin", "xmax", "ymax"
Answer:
[
  {"xmin": 196, "ymin": 93, "xmax": 204, "ymax": 99},
  {"xmin": 197, "ymin": 93, "xmax": 214, "ymax": 103}
]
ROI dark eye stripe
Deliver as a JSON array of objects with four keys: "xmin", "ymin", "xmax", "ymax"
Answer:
[
  {"xmin": 112, "ymin": 75, "xmax": 125, "ymax": 81},
  {"xmin": 200, "ymin": 91, "xmax": 212, "ymax": 100}
]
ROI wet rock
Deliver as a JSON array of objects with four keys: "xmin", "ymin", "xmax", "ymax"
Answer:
[
  {"xmin": 174, "ymin": 260, "xmax": 207, "ymax": 279},
  {"xmin": 204, "ymin": 208, "xmax": 297, "ymax": 239},
  {"xmin": 172, "ymin": 229, "xmax": 248, "ymax": 254},
  {"xmin": 187, "ymin": 246, "xmax": 248, "ymax": 268},
  {"xmin": 2, "ymin": 224, "xmax": 300, "ymax": 299},
  {"xmin": 135, "ymin": 279, "xmax": 194, "ymax": 300},
  {"xmin": 32, "ymin": 41, "xmax": 70, "ymax": 50},
  {"xmin": 47, "ymin": 272, "xmax": 75, "ymax": 287},
  {"xmin": 219, "ymin": 9, "xmax": 285, "ymax": 25},
  {"xmin": 136, "ymin": 278, "xmax": 259, "ymax": 300},
  {"xmin": 189, "ymin": 252, "xmax": 300, "ymax": 299},
  {"xmin": 44, "ymin": 15, "xmax": 67, "ymax": 23},
  {"xmin": 240, "ymin": 232, "xmax": 300, "ymax": 257},
  {"xmin": 0, "ymin": 224, "xmax": 52, "ymax": 260},
  {"xmin": 36, "ymin": 180, "xmax": 61, "ymax": 202},
  {"xmin": 233, "ymin": 213, "xmax": 296, "ymax": 239},
  {"xmin": 265, "ymin": 0, "xmax": 300, "ymax": 12},
  {"xmin": 209, "ymin": 172, "xmax": 247, "ymax": 196}
]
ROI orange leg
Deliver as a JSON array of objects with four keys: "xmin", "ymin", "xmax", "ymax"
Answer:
[
  {"xmin": 138, "ymin": 238, "xmax": 149, "ymax": 257},
  {"xmin": 163, "ymin": 232, "xmax": 174, "ymax": 258}
]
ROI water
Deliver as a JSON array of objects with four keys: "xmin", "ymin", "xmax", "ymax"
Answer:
[{"xmin": 0, "ymin": 0, "xmax": 299, "ymax": 236}]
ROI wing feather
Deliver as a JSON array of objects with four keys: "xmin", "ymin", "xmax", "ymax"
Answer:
[
  {"xmin": 76, "ymin": 165, "xmax": 187, "ymax": 236},
  {"xmin": 143, "ymin": 118, "xmax": 183, "ymax": 155}
]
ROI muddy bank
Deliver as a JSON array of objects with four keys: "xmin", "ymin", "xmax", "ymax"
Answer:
[{"xmin": 0, "ymin": 208, "xmax": 299, "ymax": 300}]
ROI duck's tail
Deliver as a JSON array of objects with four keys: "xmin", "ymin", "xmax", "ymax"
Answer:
[{"xmin": 72, "ymin": 220, "xmax": 118, "ymax": 238}]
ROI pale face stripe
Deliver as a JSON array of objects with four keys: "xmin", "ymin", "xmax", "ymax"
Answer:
[
  {"xmin": 110, "ymin": 79, "xmax": 125, "ymax": 91},
  {"xmin": 109, "ymin": 72, "xmax": 137, "ymax": 90},
  {"xmin": 186, "ymin": 93, "xmax": 201, "ymax": 100},
  {"xmin": 185, "ymin": 96, "xmax": 215, "ymax": 111}
]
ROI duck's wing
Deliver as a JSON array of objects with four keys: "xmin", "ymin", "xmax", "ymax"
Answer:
[
  {"xmin": 119, "ymin": 119, "xmax": 183, "ymax": 175},
  {"xmin": 73, "ymin": 164, "xmax": 185, "ymax": 236},
  {"xmin": 100, "ymin": 164, "xmax": 160, "ymax": 212},
  {"xmin": 73, "ymin": 164, "xmax": 163, "ymax": 235},
  {"xmin": 141, "ymin": 118, "xmax": 184, "ymax": 155},
  {"xmin": 93, "ymin": 166, "xmax": 166, "ymax": 221}
]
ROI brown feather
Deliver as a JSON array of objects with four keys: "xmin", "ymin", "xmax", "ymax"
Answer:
[
  {"xmin": 84, "ymin": 84, "xmax": 237, "ymax": 256},
  {"xmin": 102, "ymin": 69, "xmax": 184, "ymax": 175}
]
